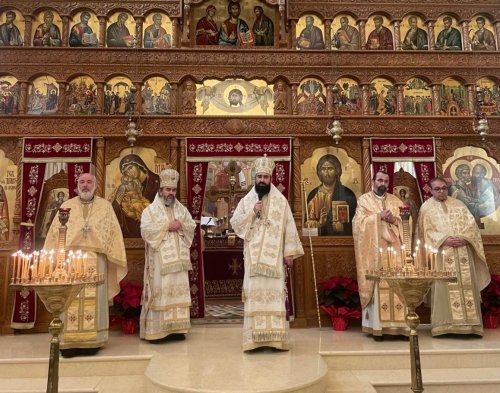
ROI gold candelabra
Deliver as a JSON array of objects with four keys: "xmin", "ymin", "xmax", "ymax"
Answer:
[
  {"xmin": 366, "ymin": 205, "xmax": 457, "ymax": 393},
  {"xmin": 10, "ymin": 208, "xmax": 103, "ymax": 393}
]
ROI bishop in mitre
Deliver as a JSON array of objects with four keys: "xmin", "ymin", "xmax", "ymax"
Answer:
[
  {"xmin": 230, "ymin": 155, "xmax": 304, "ymax": 351},
  {"xmin": 44, "ymin": 173, "xmax": 127, "ymax": 357},
  {"xmin": 353, "ymin": 170, "xmax": 409, "ymax": 339},
  {"xmin": 140, "ymin": 168, "xmax": 196, "ymax": 341}
]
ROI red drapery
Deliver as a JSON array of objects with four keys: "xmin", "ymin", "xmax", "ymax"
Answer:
[
  {"xmin": 186, "ymin": 137, "xmax": 292, "ymax": 318},
  {"xmin": 370, "ymin": 138, "xmax": 436, "ymax": 201},
  {"xmin": 12, "ymin": 138, "xmax": 92, "ymax": 329}
]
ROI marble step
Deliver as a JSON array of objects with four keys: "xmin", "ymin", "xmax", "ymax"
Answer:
[
  {"xmin": 321, "ymin": 347, "xmax": 500, "ymax": 371},
  {"xmin": 0, "ymin": 355, "xmax": 151, "ymax": 379},
  {"xmin": 0, "ymin": 375, "xmax": 147, "ymax": 393},
  {"xmin": 326, "ymin": 368, "xmax": 500, "ymax": 393}
]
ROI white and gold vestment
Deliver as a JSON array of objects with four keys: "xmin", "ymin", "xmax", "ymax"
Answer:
[
  {"xmin": 353, "ymin": 191, "xmax": 408, "ymax": 337},
  {"xmin": 140, "ymin": 194, "xmax": 195, "ymax": 340},
  {"xmin": 417, "ymin": 196, "xmax": 490, "ymax": 336},
  {"xmin": 231, "ymin": 184, "xmax": 304, "ymax": 351},
  {"xmin": 44, "ymin": 196, "xmax": 127, "ymax": 349}
]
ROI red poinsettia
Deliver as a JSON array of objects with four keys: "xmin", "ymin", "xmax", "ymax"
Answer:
[
  {"xmin": 481, "ymin": 274, "xmax": 500, "ymax": 317},
  {"xmin": 319, "ymin": 276, "xmax": 362, "ymax": 319},
  {"xmin": 113, "ymin": 280, "xmax": 143, "ymax": 319}
]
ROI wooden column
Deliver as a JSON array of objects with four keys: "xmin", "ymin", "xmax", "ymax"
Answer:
[
  {"xmin": 431, "ymin": 84, "xmax": 441, "ymax": 116},
  {"xmin": 56, "ymin": 81, "xmax": 66, "ymax": 114},
  {"xmin": 324, "ymin": 20, "xmax": 332, "ymax": 50},
  {"xmin": 495, "ymin": 22, "xmax": 500, "ymax": 48},
  {"xmin": 359, "ymin": 20, "xmax": 366, "ymax": 49},
  {"xmin": 396, "ymin": 84, "xmax": 405, "ymax": 115},
  {"xmin": 393, "ymin": 20, "xmax": 401, "ymax": 51},
  {"xmin": 61, "ymin": 15, "xmax": 70, "ymax": 47},
  {"xmin": 133, "ymin": 82, "xmax": 142, "ymax": 115},
  {"xmin": 291, "ymin": 84, "xmax": 298, "ymax": 115},
  {"xmin": 279, "ymin": 5, "xmax": 287, "ymax": 48},
  {"xmin": 178, "ymin": 138, "xmax": 187, "ymax": 205},
  {"xmin": 292, "ymin": 138, "xmax": 301, "ymax": 220},
  {"xmin": 172, "ymin": 18, "xmax": 180, "ymax": 48},
  {"xmin": 466, "ymin": 84, "xmax": 476, "ymax": 115},
  {"xmin": 362, "ymin": 138, "xmax": 372, "ymax": 192},
  {"xmin": 171, "ymin": 83, "xmax": 178, "ymax": 114},
  {"xmin": 460, "ymin": 20, "xmax": 470, "ymax": 51},
  {"xmin": 18, "ymin": 82, "xmax": 28, "ymax": 114},
  {"xmin": 134, "ymin": 17, "xmax": 143, "ymax": 48},
  {"xmin": 326, "ymin": 84, "xmax": 334, "ymax": 116},
  {"xmin": 98, "ymin": 16, "xmax": 106, "ymax": 48},
  {"xmin": 95, "ymin": 138, "xmax": 105, "ymax": 197},
  {"xmin": 96, "ymin": 82, "xmax": 104, "ymax": 114},
  {"xmin": 23, "ymin": 15, "xmax": 33, "ymax": 47},
  {"xmin": 361, "ymin": 84, "xmax": 370, "ymax": 115},
  {"xmin": 427, "ymin": 21, "xmax": 436, "ymax": 50}
]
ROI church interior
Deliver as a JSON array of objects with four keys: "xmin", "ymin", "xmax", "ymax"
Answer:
[{"xmin": 0, "ymin": 0, "xmax": 499, "ymax": 392}]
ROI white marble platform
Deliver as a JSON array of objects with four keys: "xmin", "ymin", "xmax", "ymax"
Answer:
[{"xmin": 1, "ymin": 323, "xmax": 499, "ymax": 393}]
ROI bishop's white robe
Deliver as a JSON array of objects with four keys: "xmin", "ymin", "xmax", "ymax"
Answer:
[
  {"xmin": 140, "ymin": 194, "xmax": 196, "ymax": 340},
  {"xmin": 353, "ymin": 191, "xmax": 408, "ymax": 337},
  {"xmin": 417, "ymin": 196, "xmax": 490, "ymax": 336},
  {"xmin": 44, "ymin": 196, "xmax": 127, "ymax": 349},
  {"xmin": 231, "ymin": 184, "xmax": 304, "ymax": 351}
]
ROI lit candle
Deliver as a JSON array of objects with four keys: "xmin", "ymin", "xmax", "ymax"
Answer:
[
  {"xmin": 11, "ymin": 252, "xmax": 17, "ymax": 282},
  {"xmin": 32, "ymin": 252, "xmax": 38, "ymax": 279},
  {"xmin": 379, "ymin": 247, "xmax": 383, "ymax": 265},
  {"xmin": 16, "ymin": 251, "xmax": 21, "ymax": 281},
  {"xmin": 386, "ymin": 246, "xmax": 391, "ymax": 269},
  {"xmin": 83, "ymin": 253, "xmax": 88, "ymax": 277},
  {"xmin": 441, "ymin": 250, "xmax": 446, "ymax": 272},
  {"xmin": 49, "ymin": 250, "xmax": 55, "ymax": 276}
]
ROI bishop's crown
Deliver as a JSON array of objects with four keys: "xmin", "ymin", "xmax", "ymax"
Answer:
[
  {"xmin": 159, "ymin": 168, "xmax": 179, "ymax": 188},
  {"xmin": 253, "ymin": 155, "xmax": 275, "ymax": 175}
]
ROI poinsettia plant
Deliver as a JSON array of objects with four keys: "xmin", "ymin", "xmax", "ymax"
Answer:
[
  {"xmin": 481, "ymin": 274, "xmax": 500, "ymax": 317},
  {"xmin": 319, "ymin": 276, "xmax": 362, "ymax": 319},
  {"xmin": 112, "ymin": 280, "xmax": 143, "ymax": 320}
]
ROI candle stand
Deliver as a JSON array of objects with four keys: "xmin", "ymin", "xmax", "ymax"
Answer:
[
  {"xmin": 9, "ymin": 207, "xmax": 103, "ymax": 393},
  {"xmin": 366, "ymin": 271, "xmax": 456, "ymax": 392}
]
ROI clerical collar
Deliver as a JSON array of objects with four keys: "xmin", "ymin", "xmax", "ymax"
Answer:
[
  {"xmin": 79, "ymin": 196, "xmax": 95, "ymax": 205},
  {"xmin": 372, "ymin": 191, "xmax": 386, "ymax": 200}
]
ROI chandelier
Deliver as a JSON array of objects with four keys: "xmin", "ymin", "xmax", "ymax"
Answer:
[
  {"xmin": 472, "ymin": 85, "xmax": 489, "ymax": 142},
  {"xmin": 325, "ymin": 85, "xmax": 344, "ymax": 144}
]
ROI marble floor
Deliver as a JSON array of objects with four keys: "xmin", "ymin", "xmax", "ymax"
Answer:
[{"xmin": 0, "ymin": 323, "xmax": 499, "ymax": 393}]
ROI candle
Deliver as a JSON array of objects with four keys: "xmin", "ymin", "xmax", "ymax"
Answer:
[
  {"xmin": 83, "ymin": 253, "xmax": 88, "ymax": 277},
  {"xmin": 401, "ymin": 244, "xmax": 406, "ymax": 265},
  {"xmin": 379, "ymin": 247, "xmax": 383, "ymax": 265},
  {"xmin": 16, "ymin": 252, "xmax": 21, "ymax": 281},
  {"xmin": 386, "ymin": 246, "xmax": 391, "ymax": 269},
  {"xmin": 11, "ymin": 252, "xmax": 17, "ymax": 281},
  {"xmin": 441, "ymin": 250, "xmax": 446, "ymax": 272},
  {"xmin": 49, "ymin": 250, "xmax": 55, "ymax": 276},
  {"xmin": 32, "ymin": 252, "xmax": 38, "ymax": 279}
]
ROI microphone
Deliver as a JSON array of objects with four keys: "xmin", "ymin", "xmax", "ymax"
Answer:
[{"xmin": 256, "ymin": 192, "xmax": 264, "ymax": 218}]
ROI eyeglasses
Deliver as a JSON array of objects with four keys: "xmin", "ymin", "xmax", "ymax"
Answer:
[{"xmin": 431, "ymin": 187, "xmax": 448, "ymax": 192}]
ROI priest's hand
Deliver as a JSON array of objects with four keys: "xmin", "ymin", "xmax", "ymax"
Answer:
[
  {"xmin": 444, "ymin": 236, "xmax": 466, "ymax": 247},
  {"xmin": 254, "ymin": 201, "xmax": 263, "ymax": 216},
  {"xmin": 284, "ymin": 256, "xmax": 293, "ymax": 267},
  {"xmin": 169, "ymin": 219, "xmax": 182, "ymax": 231},
  {"xmin": 380, "ymin": 209, "xmax": 395, "ymax": 224}
]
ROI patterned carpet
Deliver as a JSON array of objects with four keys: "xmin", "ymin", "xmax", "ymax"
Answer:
[{"xmin": 201, "ymin": 304, "xmax": 244, "ymax": 324}]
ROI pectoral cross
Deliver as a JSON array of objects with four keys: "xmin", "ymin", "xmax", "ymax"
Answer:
[{"xmin": 82, "ymin": 222, "xmax": 90, "ymax": 239}]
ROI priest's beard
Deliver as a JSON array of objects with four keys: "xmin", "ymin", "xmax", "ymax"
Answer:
[
  {"xmin": 78, "ymin": 188, "xmax": 95, "ymax": 202},
  {"xmin": 163, "ymin": 195, "xmax": 175, "ymax": 207},
  {"xmin": 255, "ymin": 182, "xmax": 271, "ymax": 197},
  {"xmin": 374, "ymin": 185, "xmax": 387, "ymax": 197}
]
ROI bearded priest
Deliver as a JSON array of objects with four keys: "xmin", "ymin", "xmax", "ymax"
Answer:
[
  {"xmin": 353, "ymin": 170, "xmax": 409, "ymax": 340},
  {"xmin": 230, "ymin": 155, "xmax": 304, "ymax": 352},
  {"xmin": 140, "ymin": 168, "xmax": 196, "ymax": 342},
  {"xmin": 44, "ymin": 173, "xmax": 127, "ymax": 357}
]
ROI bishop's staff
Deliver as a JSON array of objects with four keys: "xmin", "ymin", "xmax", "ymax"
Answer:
[{"xmin": 301, "ymin": 178, "xmax": 322, "ymax": 328}]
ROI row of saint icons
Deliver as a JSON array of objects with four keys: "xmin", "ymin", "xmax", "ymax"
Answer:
[{"xmin": 10, "ymin": 249, "xmax": 102, "ymax": 284}]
